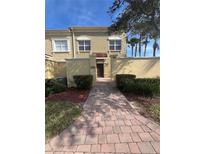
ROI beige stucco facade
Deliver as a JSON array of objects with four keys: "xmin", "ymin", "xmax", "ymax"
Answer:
[
  {"xmin": 45, "ymin": 26, "xmax": 126, "ymax": 78},
  {"xmin": 45, "ymin": 30, "xmax": 73, "ymax": 61},
  {"xmin": 45, "ymin": 59, "xmax": 66, "ymax": 79},
  {"xmin": 66, "ymin": 55, "xmax": 96, "ymax": 87},
  {"xmin": 45, "ymin": 26, "xmax": 160, "ymax": 84},
  {"xmin": 111, "ymin": 57, "xmax": 160, "ymax": 79}
]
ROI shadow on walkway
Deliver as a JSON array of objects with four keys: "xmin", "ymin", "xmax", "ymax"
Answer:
[{"xmin": 47, "ymin": 79, "xmax": 160, "ymax": 153}]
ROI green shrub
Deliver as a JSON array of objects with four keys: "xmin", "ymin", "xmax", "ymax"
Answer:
[
  {"xmin": 56, "ymin": 77, "xmax": 67, "ymax": 86},
  {"xmin": 134, "ymin": 82, "xmax": 153, "ymax": 97},
  {"xmin": 115, "ymin": 75, "xmax": 160, "ymax": 97},
  {"xmin": 116, "ymin": 74, "xmax": 136, "ymax": 91},
  {"xmin": 73, "ymin": 75, "xmax": 93, "ymax": 89},
  {"xmin": 122, "ymin": 78, "xmax": 136, "ymax": 92},
  {"xmin": 45, "ymin": 79, "xmax": 67, "ymax": 97},
  {"xmin": 135, "ymin": 79, "xmax": 160, "ymax": 97},
  {"xmin": 45, "ymin": 87, "xmax": 51, "ymax": 97}
]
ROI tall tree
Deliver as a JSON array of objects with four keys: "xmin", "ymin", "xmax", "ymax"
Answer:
[
  {"xmin": 153, "ymin": 39, "xmax": 159, "ymax": 57},
  {"xmin": 129, "ymin": 37, "xmax": 138, "ymax": 57},
  {"xmin": 108, "ymin": 0, "xmax": 160, "ymax": 39},
  {"xmin": 134, "ymin": 38, "xmax": 140, "ymax": 57},
  {"xmin": 138, "ymin": 34, "xmax": 142, "ymax": 57},
  {"xmin": 143, "ymin": 37, "xmax": 150, "ymax": 57}
]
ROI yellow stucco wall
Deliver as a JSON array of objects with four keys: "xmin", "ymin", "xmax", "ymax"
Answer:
[
  {"xmin": 103, "ymin": 57, "xmax": 111, "ymax": 78},
  {"xmin": 45, "ymin": 59, "xmax": 67, "ymax": 79},
  {"xmin": 45, "ymin": 59, "xmax": 55, "ymax": 79},
  {"xmin": 45, "ymin": 36, "xmax": 73, "ymax": 61},
  {"xmin": 46, "ymin": 57, "xmax": 160, "ymax": 81},
  {"xmin": 45, "ymin": 29, "xmax": 127, "ymax": 61},
  {"xmin": 55, "ymin": 62, "xmax": 67, "ymax": 77},
  {"xmin": 45, "ymin": 38, "xmax": 53, "ymax": 55},
  {"xmin": 66, "ymin": 56, "xmax": 96, "ymax": 87},
  {"xmin": 74, "ymin": 33, "xmax": 124, "ymax": 52},
  {"xmin": 75, "ymin": 32, "xmax": 108, "ymax": 54},
  {"xmin": 111, "ymin": 58, "xmax": 160, "ymax": 79},
  {"xmin": 51, "ymin": 53, "xmax": 73, "ymax": 61},
  {"xmin": 74, "ymin": 32, "xmax": 126, "ymax": 58},
  {"xmin": 45, "ymin": 29, "xmax": 159, "ymax": 82}
]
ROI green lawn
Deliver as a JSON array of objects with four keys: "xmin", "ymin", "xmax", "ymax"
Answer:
[
  {"xmin": 45, "ymin": 101, "xmax": 82, "ymax": 141},
  {"xmin": 149, "ymin": 103, "xmax": 160, "ymax": 120},
  {"xmin": 133, "ymin": 99, "xmax": 160, "ymax": 123}
]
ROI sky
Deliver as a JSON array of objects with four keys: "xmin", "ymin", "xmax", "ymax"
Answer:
[{"xmin": 46, "ymin": 0, "xmax": 160, "ymax": 57}]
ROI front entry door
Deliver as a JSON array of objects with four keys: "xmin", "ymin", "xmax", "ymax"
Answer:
[{"xmin": 97, "ymin": 64, "xmax": 104, "ymax": 77}]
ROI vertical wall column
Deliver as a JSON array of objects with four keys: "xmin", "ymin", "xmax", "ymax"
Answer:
[
  {"xmin": 89, "ymin": 55, "xmax": 97, "ymax": 85},
  {"xmin": 70, "ymin": 28, "xmax": 76, "ymax": 58},
  {"xmin": 110, "ymin": 55, "xmax": 117, "ymax": 80}
]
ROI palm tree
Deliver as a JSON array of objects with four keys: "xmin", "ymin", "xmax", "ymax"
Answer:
[
  {"xmin": 134, "ymin": 42, "xmax": 138, "ymax": 57},
  {"xmin": 134, "ymin": 38, "xmax": 140, "ymax": 57},
  {"xmin": 143, "ymin": 37, "xmax": 150, "ymax": 57},
  {"xmin": 153, "ymin": 39, "xmax": 159, "ymax": 57},
  {"xmin": 129, "ymin": 38, "xmax": 138, "ymax": 57},
  {"xmin": 138, "ymin": 34, "xmax": 142, "ymax": 57}
]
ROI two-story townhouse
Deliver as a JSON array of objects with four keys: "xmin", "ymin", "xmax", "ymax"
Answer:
[{"xmin": 45, "ymin": 26, "xmax": 127, "ymax": 78}]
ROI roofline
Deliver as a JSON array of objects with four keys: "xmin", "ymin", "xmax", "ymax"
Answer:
[
  {"xmin": 45, "ymin": 26, "xmax": 125, "ymax": 34},
  {"xmin": 70, "ymin": 26, "xmax": 108, "ymax": 29},
  {"xmin": 70, "ymin": 26, "xmax": 108, "ymax": 33},
  {"xmin": 45, "ymin": 29, "xmax": 69, "ymax": 32},
  {"xmin": 46, "ymin": 26, "xmax": 108, "ymax": 31}
]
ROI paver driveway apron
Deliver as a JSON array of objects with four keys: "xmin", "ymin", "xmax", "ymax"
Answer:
[{"xmin": 46, "ymin": 80, "xmax": 160, "ymax": 154}]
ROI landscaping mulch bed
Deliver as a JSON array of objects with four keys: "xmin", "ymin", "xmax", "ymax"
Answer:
[
  {"xmin": 124, "ymin": 93, "xmax": 160, "ymax": 104},
  {"xmin": 123, "ymin": 92, "xmax": 160, "ymax": 123},
  {"xmin": 45, "ymin": 88, "xmax": 90, "ymax": 103}
]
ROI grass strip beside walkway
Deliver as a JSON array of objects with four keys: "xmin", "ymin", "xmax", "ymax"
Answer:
[{"xmin": 45, "ymin": 101, "xmax": 82, "ymax": 141}]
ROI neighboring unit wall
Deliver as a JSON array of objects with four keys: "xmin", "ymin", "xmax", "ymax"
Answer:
[
  {"xmin": 45, "ymin": 59, "xmax": 67, "ymax": 79},
  {"xmin": 45, "ymin": 38, "xmax": 53, "ymax": 55},
  {"xmin": 66, "ymin": 55, "xmax": 96, "ymax": 87},
  {"xmin": 45, "ymin": 30, "xmax": 73, "ymax": 61},
  {"xmin": 111, "ymin": 57, "xmax": 160, "ymax": 79}
]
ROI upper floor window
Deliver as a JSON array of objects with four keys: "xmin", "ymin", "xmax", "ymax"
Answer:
[
  {"xmin": 109, "ymin": 40, "xmax": 121, "ymax": 51},
  {"xmin": 78, "ymin": 40, "xmax": 91, "ymax": 51},
  {"xmin": 54, "ymin": 40, "xmax": 68, "ymax": 51},
  {"xmin": 52, "ymin": 38, "xmax": 70, "ymax": 52}
]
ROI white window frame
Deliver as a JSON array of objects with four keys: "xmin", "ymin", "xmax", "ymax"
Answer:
[
  {"xmin": 109, "ymin": 39, "xmax": 122, "ymax": 51},
  {"xmin": 52, "ymin": 37, "xmax": 71, "ymax": 52},
  {"xmin": 78, "ymin": 40, "xmax": 91, "ymax": 52}
]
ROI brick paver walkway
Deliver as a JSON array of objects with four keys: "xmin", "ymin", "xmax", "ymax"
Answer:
[{"xmin": 46, "ymin": 81, "xmax": 160, "ymax": 154}]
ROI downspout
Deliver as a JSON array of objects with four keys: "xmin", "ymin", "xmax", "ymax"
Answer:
[{"xmin": 70, "ymin": 28, "xmax": 76, "ymax": 58}]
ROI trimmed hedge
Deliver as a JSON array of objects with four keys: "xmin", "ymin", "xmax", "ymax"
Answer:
[
  {"xmin": 45, "ymin": 79, "xmax": 67, "ymax": 97},
  {"xmin": 116, "ymin": 74, "xmax": 136, "ymax": 90},
  {"xmin": 135, "ymin": 79, "xmax": 160, "ymax": 97},
  {"xmin": 116, "ymin": 74, "xmax": 160, "ymax": 97},
  {"xmin": 73, "ymin": 75, "xmax": 93, "ymax": 90},
  {"xmin": 56, "ymin": 77, "xmax": 67, "ymax": 86}
]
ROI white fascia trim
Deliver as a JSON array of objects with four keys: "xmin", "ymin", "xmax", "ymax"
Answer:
[
  {"xmin": 108, "ymin": 35, "xmax": 121, "ymax": 40},
  {"xmin": 51, "ymin": 37, "xmax": 71, "ymax": 52},
  {"xmin": 76, "ymin": 35, "xmax": 91, "ymax": 40}
]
